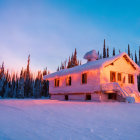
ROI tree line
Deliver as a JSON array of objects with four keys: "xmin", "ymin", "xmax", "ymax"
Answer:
[
  {"xmin": 57, "ymin": 40, "xmax": 140, "ymax": 72},
  {"xmin": 100, "ymin": 39, "xmax": 140, "ymax": 65},
  {"xmin": 57, "ymin": 48, "xmax": 81, "ymax": 71},
  {"xmin": 0, "ymin": 55, "xmax": 49, "ymax": 98}
]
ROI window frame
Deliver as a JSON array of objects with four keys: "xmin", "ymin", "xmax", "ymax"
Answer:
[
  {"xmin": 81, "ymin": 73, "xmax": 87, "ymax": 84},
  {"xmin": 66, "ymin": 76, "xmax": 71, "ymax": 86},
  {"xmin": 110, "ymin": 71, "xmax": 116, "ymax": 82},
  {"xmin": 117, "ymin": 73, "xmax": 122, "ymax": 81},
  {"xmin": 54, "ymin": 78, "xmax": 60, "ymax": 87},
  {"xmin": 128, "ymin": 74, "xmax": 134, "ymax": 84}
]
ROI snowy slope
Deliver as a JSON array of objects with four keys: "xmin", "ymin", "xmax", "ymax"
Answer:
[{"xmin": 0, "ymin": 99, "xmax": 140, "ymax": 140}]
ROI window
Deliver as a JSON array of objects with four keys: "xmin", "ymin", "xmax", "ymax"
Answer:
[
  {"xmin": 54, "ymin": 78, "xmax": 60, "ymax": 87},
  {"xmin": 128, "ymin": 74, "xmax": 134, "ymax": 84},
  {"xmin": 86, "ymin": 94, "xmax": 91, "ymax": 100},
  {"xmin": 117, "ymin": 73, "xmax": 121, "ymax": 81},
  {"xmin": 66, "ymin": 76, "xmax": 71, "ymax": 86},
  {"xmin": 108, "ymin": 93, "xmax": 117, "ymax": 100},
  {"xmin": 110, "ymin": 71, "xmax": 116, "ymax": 82},
  {"xmin": 82, "ymin": 73, "xmax": 87, "ymax": 84},
  {"xmin": 65, "ymin": 95, "xmax": 68, "ymax": 100}
]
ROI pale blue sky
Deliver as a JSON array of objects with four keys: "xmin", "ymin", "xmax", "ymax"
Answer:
[{"xmin": 0, "ymin": 0, "xmax": 139, "ymax": 73}]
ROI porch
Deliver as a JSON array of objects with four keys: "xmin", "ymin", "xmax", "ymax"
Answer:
[{"xmin": 101, "ymin": 82, "xmax": 135, "ymax": 103}]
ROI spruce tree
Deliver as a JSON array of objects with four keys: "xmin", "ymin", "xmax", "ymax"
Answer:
[
  {"xmin": 18, "ymin": 69, "xmax": 24, "ymax": 98},
  {"xmin": 113, "ymin": 48, "xmax": 115, "ymax": 56},
  {"xmin": 11, "ymin": 74, "xmax": 16, "ymax": 97},
  {"xmin": 67, "ymin": 57, "xmax": 71, "ymax": 68},
  {"xmin": 64, "ymin": 59, "xmax": 67, "ymax": 69},
  {"xmin": 24, "ymin": 55, "xmax": 32, "ymax": 97},
  {"xmin": 128, "ymin": 44, "xmax": 130, "ymax": 57},
  {"xmin": 42, "ymin": 80, "xmax": 49, "ymax": 97},
  {"xmin": 135, "ymin": 50, "xmax": 138, "ymax": 64},
  {"xmin": 131, "ymin": 53, "xmax": 133, "ymax": 60},
  {"xmin": 73, "ymin": 48, "xmax": 78, "ymax": 66},
  {"xmin": 0, "ymin": 62, "xmax": 5, "ymax": 97},
  {"xmin": 4, "ymin": 82, "xmax": 10, "ymax": 98},
  {"xmin": 100, "ymin": 54, "xmax": 103, "ymax": 59},
  {"xmin": 61, "ymin": 62, "xmax": 65, "ymax": 69},
  {"xmin": 15, "ymin": 74, "xmax": 19, "ymax": 97},
  {"xmin": 34, "ymin": 72, "xmax": 42, "ymax": 98},
  {"xmin": 57, "ymin": 66, "xmax": 59, "ymax": 71},
  {"xmin": 107, "ymin": 47, "xmax": 109, "ymax": 57},
  {"xmin": 43, "ymin": 67, "xmax": 47, "ymax": 76},
  {"xmin": 139, "ymin": 47, "xmax": 140, "ymax": 66},
  {"xmin": 71, "ymin": 53, "xmax": 74, "ymax": 67},
  {"xmin": 34, "ymin": 78, "xmax": 40, "ymax": 98},
  {"xmin": 97, "ymin": 51, "xmax": 100, "ymax": 59},
  {"xmin": 103, "ymin": 39, "xmax": 106, "ymax": 58}
]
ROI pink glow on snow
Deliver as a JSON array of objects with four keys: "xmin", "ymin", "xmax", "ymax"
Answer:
[{"xmin": 0, "ymin": 99, "xmax": 140, "ymax": 140}]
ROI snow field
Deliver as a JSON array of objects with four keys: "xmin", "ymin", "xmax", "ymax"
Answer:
[{"xmin": 0, "ymin": 99, "xmax": 140, "ymax": 140}]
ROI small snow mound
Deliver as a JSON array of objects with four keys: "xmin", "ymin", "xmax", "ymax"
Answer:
[
  {"xmin": 84, "ymin": 50, "xmax": 98, "ymax": 62},
  {"xmin": 125, "ymin": 96, "xmax": 135, "ymax": 103}
]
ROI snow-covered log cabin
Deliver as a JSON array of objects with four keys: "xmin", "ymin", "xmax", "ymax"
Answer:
[{"xmin": 44, "ymin": 50, "xmax": 140, "ymax": 103}]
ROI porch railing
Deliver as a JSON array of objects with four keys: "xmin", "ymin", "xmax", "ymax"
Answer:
[{"xmin": 101, "ymin": 82, "xmax": 129, "ymax": 98}]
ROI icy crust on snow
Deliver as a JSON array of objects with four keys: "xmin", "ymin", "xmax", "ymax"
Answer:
[
  {"xmin": 44, "ymin": 52, "xmax": 140, "ymax": 79},
  {"xmin": 0, "ymin": 99, "xmax": 140, "ymax": 140}
]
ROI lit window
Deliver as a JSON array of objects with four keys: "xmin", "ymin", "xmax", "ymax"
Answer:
[
  {"xmin": 118, "ymin": 73, "xmax": 121, "ymax": 81},
  {"xmin": 66, "ymin": 76, "xmax": 71, "ymax": 86},
  {"xmin": 54, "ymin": 78, "xmax": 60, "ymax": 87},
  {"xmin": 110, "ymin": 71, "xmax": 116, "ymax": 82},
  {"xmin": 82, "ymin": 73, "xmax": 87, "ymax": 84},
  {"xmin": 128, "ymin": 74, "xmax": 134, "ymax": 84}
]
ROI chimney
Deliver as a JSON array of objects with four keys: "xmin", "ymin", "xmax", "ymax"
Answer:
[{"xmin": 84, "ymin": 50, "xmax": 98, "ymax": 62}]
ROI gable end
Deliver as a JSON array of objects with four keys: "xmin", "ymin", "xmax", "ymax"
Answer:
[{"xmin": 123, "ymin": 55, "xmax": 136, "ymax": 70}]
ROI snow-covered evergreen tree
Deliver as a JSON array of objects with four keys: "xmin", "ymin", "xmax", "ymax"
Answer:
[
  {"xmin": 42, "ymin": 80, "xmax": 49, "ymax": 97},
  {"xmin": 67, "ymin": 57, "xmax": 71, "ymax": 68},
  {"xmin": 0, "ymin": 62, "xmax": 5, "ymax": 97},
  {"xmin": 18, "ymin": 69, "xmax": 24, "ymax": 98},
  {"xmin": 24, "ymin": 55, "xmax": 33, "ymax": 97},
  {"xmin": 11, "ymin": 74, "xmax": 16, "ymax": 97},
  {"xmin": 73, "ymin": 48, "xmax": 78, "ymax": 66},
  {"xmin": 34, "ymin": 78, "xmax": 41, "ymax": 98},
  {"xmin": 4, "ymin": 82, "xmax": 10, "ymax": 98},
  {"xmin": 43, "ymin": 67, "xmax": 47, "ymax": 76}
]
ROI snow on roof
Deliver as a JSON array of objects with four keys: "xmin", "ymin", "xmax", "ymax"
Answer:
[
  {"xmin": 44, "ymin": 52, "xmax": 140, "ymax": 80},
  {"xmin": 84, "ymin": 50, "xmax": 98, "ymax": 61}
]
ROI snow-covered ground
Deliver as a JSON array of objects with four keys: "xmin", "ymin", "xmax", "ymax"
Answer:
[{"xmin": 0, "ymin": 100, "xmax": 140, "ymax": 140}]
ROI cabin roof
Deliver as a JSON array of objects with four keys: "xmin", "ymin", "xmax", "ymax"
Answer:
[{"xmin": 44, "ymin": 52, "xmax": 140, "ymax": 79}]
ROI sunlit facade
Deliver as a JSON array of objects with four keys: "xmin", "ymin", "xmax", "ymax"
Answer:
[{"xmin": 44, "ymin": 52, "xmax": 140, "ymax": 103}]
